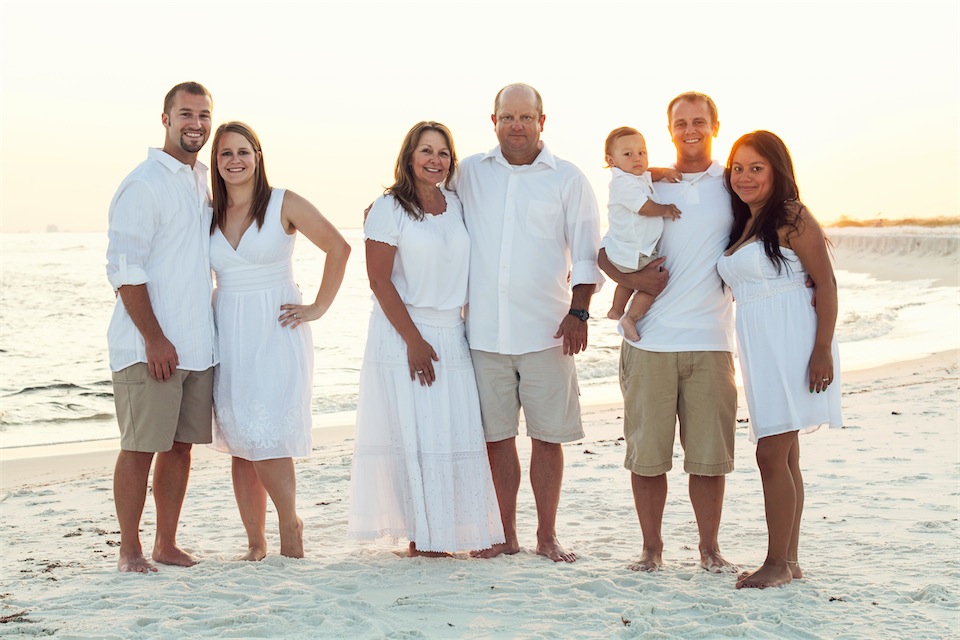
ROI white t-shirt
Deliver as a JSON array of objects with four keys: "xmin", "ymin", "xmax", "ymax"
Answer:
[
  {"xmin": 455, "ymin": 143, "xmax": 604, "ymax": 355},
  {"xmin": 623, "ymin": 161, "xmax": 735, "ymax": 352},
  {"xmin": 363, "ymin": 189, "xmax": 469, "ymax": 311},
  {"xmin": 601, "ymin": 167, "xmax": 663, "ymax": 266}
]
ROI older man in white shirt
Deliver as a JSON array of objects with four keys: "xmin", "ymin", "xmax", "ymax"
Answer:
[
  {"xmin": 106, "ymin": 82, "xmax": 217, "ymax": 573},
  {"xmin": 456, "ymin": 83, "xmax": 603, "ymax": 562}
]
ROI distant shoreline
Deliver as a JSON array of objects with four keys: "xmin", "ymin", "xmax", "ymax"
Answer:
[
  {"xmin": 5, "ymin": 217, "xmax": 960, "ymax": 235},
  {"xmin": 828, "ymin": 216, "xmax": 959, "ymax": 228}
]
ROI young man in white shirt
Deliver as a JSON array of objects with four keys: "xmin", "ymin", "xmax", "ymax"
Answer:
[
  {"xmin": 106, "ymin": 82, "xmax": 217, "ymax": 573},
  {"xmin": 456, "ymin": 83, "xmax": 604, "ymax": 562},
  {"xmin": 599, "ymin": 92, "xmax": 739, "ymax": 574}
]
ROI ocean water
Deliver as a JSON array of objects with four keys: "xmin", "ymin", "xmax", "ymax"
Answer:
[{"xmin": 1, "ymin": 229, "xmax": 957, "ymax": 449}]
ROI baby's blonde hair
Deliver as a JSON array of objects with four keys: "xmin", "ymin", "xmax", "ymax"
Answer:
[{"xmin": 604, "ymin": 126, "xmax": 643, "ymax": 168}]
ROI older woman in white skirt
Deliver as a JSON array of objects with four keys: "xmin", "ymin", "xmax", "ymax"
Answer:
[{"xmin": 347, "ymin": 122, "xmax": 504, "ymax": 556}]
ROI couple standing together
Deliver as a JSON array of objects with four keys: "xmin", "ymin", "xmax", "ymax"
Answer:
[{"xmin": 106, "ymin": 82, "xmax": 350, "ymax": 572}]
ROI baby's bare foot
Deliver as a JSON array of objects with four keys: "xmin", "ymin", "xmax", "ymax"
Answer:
[{"xmin": 620, "ymin": 315, "xmax": 641, "ymax": 342}]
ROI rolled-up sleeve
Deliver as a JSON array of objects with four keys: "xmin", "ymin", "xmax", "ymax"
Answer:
[
  {"xmin": 106, "ymin": 180, "xmax": 158, "ymax": 290},
  {"xmin": 564, "ymin": 174, "xmax": 605, "ymax": 291}
]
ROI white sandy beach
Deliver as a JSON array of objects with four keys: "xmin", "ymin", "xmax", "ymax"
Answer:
[{"xmin": 1, "ymin": 236, "xmax": 958, "ymax": 639}]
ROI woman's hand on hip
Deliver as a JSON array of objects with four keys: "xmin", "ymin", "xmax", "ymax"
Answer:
[{"xmin": 279, "ymin": 302, "xmax": 326, "ymax": 329}]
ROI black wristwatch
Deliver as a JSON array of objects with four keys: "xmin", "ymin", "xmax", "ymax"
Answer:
[{"xmin": 569, "ymin": 308, "xmax": 590, "ymax": 322}]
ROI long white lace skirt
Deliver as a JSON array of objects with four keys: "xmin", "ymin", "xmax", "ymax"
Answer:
[{"xmin": 347, "ymin": 304, "xmax": 505, "ymax": 552}]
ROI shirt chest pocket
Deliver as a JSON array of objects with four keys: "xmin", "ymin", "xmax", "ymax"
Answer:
[{"xmin": 525, "ymin": 200, "xmax": 562, "ymax": 240}]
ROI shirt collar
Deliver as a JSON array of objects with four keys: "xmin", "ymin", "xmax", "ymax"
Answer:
[
  {"xmin": 610, "ymin": 166, "xmax": 650, "ymax": 179},
  {"xmin": 670, "ymin": 159, "xmax": 723, "ymax": 177},
  {"xmin": 148, "ymin": 147, "xmax": 207, "ymax": 175},
  {"xmin": 482, "ymin": 142, "xmax": 557, "ymax": 170}
]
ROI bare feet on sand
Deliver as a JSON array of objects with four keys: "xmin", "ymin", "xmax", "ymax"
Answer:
[
  {"xmin": 408, "ymin": 542, "xmax": 453, "ymax": 558},
  {"xmin": 619, "ymin": 314, "xmax": 640, "ymax": 342},
  {"xmin": 736, "ymin": 558, "xmax": 793, "ymax": 589},
  {"xmin": 627, "ymin": 547, "xmax": 662, "ymax": 572},
  {"xmin": 787, "ymin": 560, "xmax": 804, "ymax": 579},
  {"xmin": 537, "ymin": 537, "xmax": 576, "ymax": 563},
  {"xmin": 118, "ymin": 551, "xmax": 158, "ymax": 573},
  {"xmin": 699, "ymin": 548, "xmax": 738, "ymax": 574},
  {"xmin": 152, "ymin": 544, "xmax": 199, "ymax": 567},
  {"xmin": 236, "ymin": 545, "xmax": 267, "ymax": 562},
  {"xmin": 470, "ymin": 541, "xmax": 521, "ymax": 559},
  {"xmin": 280, "ymin": 517, "xmax": 304, "ymax": 559}
]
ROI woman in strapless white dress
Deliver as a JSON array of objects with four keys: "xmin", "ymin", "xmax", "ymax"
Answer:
[
  {"xmin": 209, "ymin": 122, "xmax": 350, "ymax": 560},
  {"xmin": 717, "ymin": 131, "xmax": 841, "ymax": 589}
]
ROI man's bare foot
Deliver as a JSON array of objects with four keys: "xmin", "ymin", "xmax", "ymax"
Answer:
[
  {"xmin": 735, "ymin": 559, "xmax": 793, "ymax": 589},
  {"xmin": 470, "ymin": 541, "xmax": 521, "ymax": 559},
  {"xmin": 620, "ymin": 315, "xmax": 640, "ymax": 342},
  {"xmin": 607, "ymin": 307, "xmax": 625, "ymax": 321},
  {"xmin": 280, "ymin": 517, "xmax": 304, "ymax": 559},
  {"xmin": 152, "ymin": 544, "xmax": 199, "ymax": 567},
  {"xmin": 408, "ymin": 542, "xmax": 453, "ymax": 558},
  {"xmin": 118, "ymin": 551, "xmax": 158, "ymax": 573},
  {"xmin": 236, "ymin": 545, "xmax": 267, "ymax": 562},
  {"xmin": 537, "ymin": 537, "xmax": 576, "ymax": 563},
  {"xmin": 700, "ymin": 548, "xmax": 738, "ymax": 573},
  {"xmin": 787, "ymin": 560, "xmax": 803, "ymax": 579},
  {"xmin": 627, "ymin": 547, "xmax": 662, "ymax": 572}
]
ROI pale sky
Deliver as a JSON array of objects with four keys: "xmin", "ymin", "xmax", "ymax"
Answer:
[{"xmin": 2, "ymin": 0, "xmax": 958, "ymax": 232}]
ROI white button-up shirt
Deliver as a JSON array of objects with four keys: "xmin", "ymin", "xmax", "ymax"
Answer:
[
  {"xmin": 105, "ymin": 148, "xmax": 217, "ymax": 372},
  {"xmin": 601, "ymin": 167, "xmax": 663, "ymax": 267},
  {"xmin": 456, "ymin": 144, "xmax": 604, "ymax": 355}
]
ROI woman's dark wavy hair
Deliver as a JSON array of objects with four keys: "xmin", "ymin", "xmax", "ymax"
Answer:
[
  {"xmin": 723, "ymin": 130, "xmax": 802, "ymax": 273},
  {"xmin": 210, "ymin": 122, "xmax": 271, "ymax": 235},
  {"xmin": 387, "ymin": 121, "xmax": 457, "ymax": 221}
]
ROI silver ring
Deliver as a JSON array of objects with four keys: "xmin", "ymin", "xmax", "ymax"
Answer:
[
  {"xmin": 295, "ymin": 313, "xmax": 299, "ymax": 319},
  {"xmin": 821, "ymin": 378, "xmax": 829, "ymax": 382},
  {"xmin": 416, "ymin": 369, "xmax": 424, "ymax": 374}
]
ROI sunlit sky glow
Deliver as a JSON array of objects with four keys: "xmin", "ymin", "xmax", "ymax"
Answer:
[{"xmin": 2, "ymin": 0, "xmax": 958, "ymax": 232}]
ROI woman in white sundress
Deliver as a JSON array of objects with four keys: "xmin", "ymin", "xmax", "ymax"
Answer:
[
  {"xmin": 209, "ymin": 122, "xmax": 350, "ymax": 560},
  {"xmin": 347, "ymin": 121, "xmax": 504, "ymax": 557},
  {"xmin": 717, "ymin": 130, "xmax": 841, "ymax": 589}
]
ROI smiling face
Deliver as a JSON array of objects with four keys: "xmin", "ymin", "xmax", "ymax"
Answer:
[
  {"xmin": 729, "ymin": 144, "xmax": 774, "ymax": 215},
  {"xmin": 668, "ymin": 98, "xmax": 718, "ymax": 172},
  {"xmin": 215, "ymin": 131, "xmax": 260, "ymax": 188},
  {"xmin": 606, "ymin": 133, "xmax": 649, "ymax": 176},
  {"xmin": 492, "ymin": 86, "xmax": 545, "ymax": 165},
  {"xmin": 409, "ymin": 129, "xmax": 452, "ymax": 190},
  {"xmin": 162, "ymin": 90, "xmax": 212, "ymax": 164}
]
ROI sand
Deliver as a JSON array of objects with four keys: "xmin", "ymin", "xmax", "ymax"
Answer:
[
  {"xmin": 1, "ymin": 349, "xmax": 957, "ymax": 639},
  {"xmin": 2, "ymin": 228, "xmax": 958, "ymax": 638}
]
